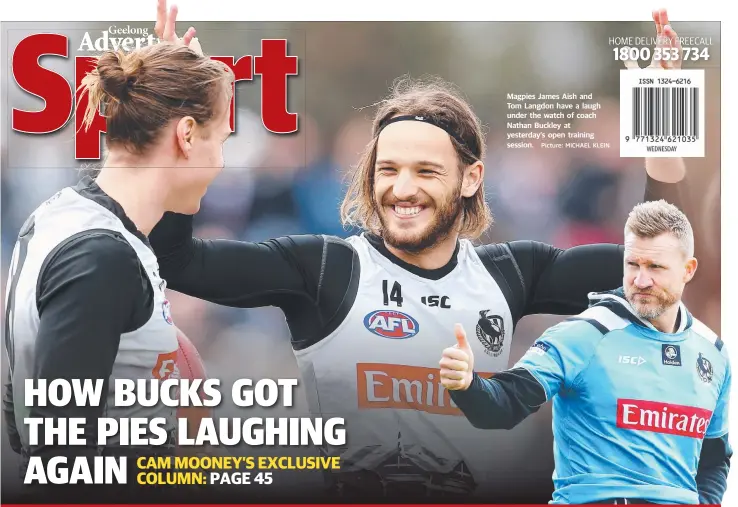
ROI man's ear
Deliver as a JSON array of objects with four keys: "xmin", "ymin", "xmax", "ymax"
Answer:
[
  {"xmin": 683, "ymin": 257, "xmax": 698, "ymax": 283},
  {"xmin": 461, "ymin": 160, "xmax": 484, "ymax": 198},
  {"xmin": 176, "ymin": 117, "xmax": 197, "ymax": 158}
]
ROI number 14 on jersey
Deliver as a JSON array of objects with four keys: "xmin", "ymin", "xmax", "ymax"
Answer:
[{"xmin": 382, "ymin": 280, "xmax": 403, "ymax": 307}]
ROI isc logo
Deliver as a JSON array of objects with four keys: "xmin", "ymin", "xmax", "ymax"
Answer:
[
  {"xmin": 619, "ymin": 355, "xmax": 646, "ymax": 366},
  {"xmin": 364, "ymin": 310, "xmax": 420, "ymax": 339},
  {"xmin": 421, "ymin": 295, "xmax": 451, "ymax": 308}
]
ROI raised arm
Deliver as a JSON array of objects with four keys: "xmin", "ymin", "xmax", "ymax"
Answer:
[
  {"xmin": 637, "ymin": 9, "xmax": 690, "ymax": 208},
  {"xmin": 505, "ymin": 239, "xmax": 623, "ymax": 318},
  {"xmin": 148, "ymin": 212, "xmax": 356, "ymax": 311},
  {"xmin": 499, "ymin": 8, "xmax": 688, "ymax": 317},
  {"xmin": 506, "ymin": 169, "xmax": 688, "ymax": 319},
  {"xmin": 645, "ymin": 161, "xmax": 689, "ymax": 212}
]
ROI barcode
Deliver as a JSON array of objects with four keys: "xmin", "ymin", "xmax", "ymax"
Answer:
[
  {"xmin": 631, "ymin": 87, "xmax": 699, "ymax": 138},
  {"xmin": 619, "ymin": 69, "xmax": 705, "ymax": 158}
]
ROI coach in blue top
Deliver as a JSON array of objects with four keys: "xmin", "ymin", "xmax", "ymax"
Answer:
[{"xmin": 440, "ymin": 199, "xmax": 731, "ymax": 505}]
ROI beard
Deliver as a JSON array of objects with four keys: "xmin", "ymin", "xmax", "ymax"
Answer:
[
  {"xmin": 377, "ymin": 183, "xmax": 463, "ymax": 254},
  {"xmin": 625, "ymin": 286, "xmax": 680, "ymax": 320}
]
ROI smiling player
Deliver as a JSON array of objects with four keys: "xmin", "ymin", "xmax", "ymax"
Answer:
[{"xmin": 149, "ymin": 5, "xmax": 691, "ymax": 500}]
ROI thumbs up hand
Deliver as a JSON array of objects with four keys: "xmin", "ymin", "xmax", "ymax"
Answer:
[{"xmin": 439, "ymin": 323, "xmax": 475, "ymax": 391}]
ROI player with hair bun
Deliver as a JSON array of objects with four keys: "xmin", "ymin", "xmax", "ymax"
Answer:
[{"xmin": 3, "ymin": 3, "xmax": 230, "ymax": 498}]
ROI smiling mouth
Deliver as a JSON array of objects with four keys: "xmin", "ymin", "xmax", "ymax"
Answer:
[{"xmin": 391, "ymin": 205, "xmax": 424, "ymax": 217}]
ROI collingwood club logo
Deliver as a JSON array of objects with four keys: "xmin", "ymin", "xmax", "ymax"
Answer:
[
  {"xmin": 162, "ymin": 300, "xmax": 173, "ymax": 325},
  {"xmin": 696, "ymin": 353, "xmax": 713, "ymax": 383},
  {"xmin": 476, "ymin": 310, "xmax": 505, "ymax": 357}
]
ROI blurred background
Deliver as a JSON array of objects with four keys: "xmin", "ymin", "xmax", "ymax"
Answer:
[{"xmin": 1, "ymin": 20, "xmax": 721, "ymax": 502}]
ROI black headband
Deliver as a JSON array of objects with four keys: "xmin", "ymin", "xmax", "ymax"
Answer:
[{"xmin": 377, "ymin": 115, "xmax": 477, "ymax": 157}]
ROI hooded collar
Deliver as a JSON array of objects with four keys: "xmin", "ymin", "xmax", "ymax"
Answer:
[{"xmin": 587, "ymin": 287, "xmax": 692, "ymax": 335}]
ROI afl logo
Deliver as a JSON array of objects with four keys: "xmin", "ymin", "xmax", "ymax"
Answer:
[
  {"xmin": 364, "ymin": 310, "xmax": 419, "ymax": 339},
  {"xmin": 162, "ymin": 300, "xmax": 173, "ymax": 325}
]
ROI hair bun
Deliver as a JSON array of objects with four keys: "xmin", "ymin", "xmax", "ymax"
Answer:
[{"xmin": 97, "ymin": 51, "xmax": 140, "ymax": 101}]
